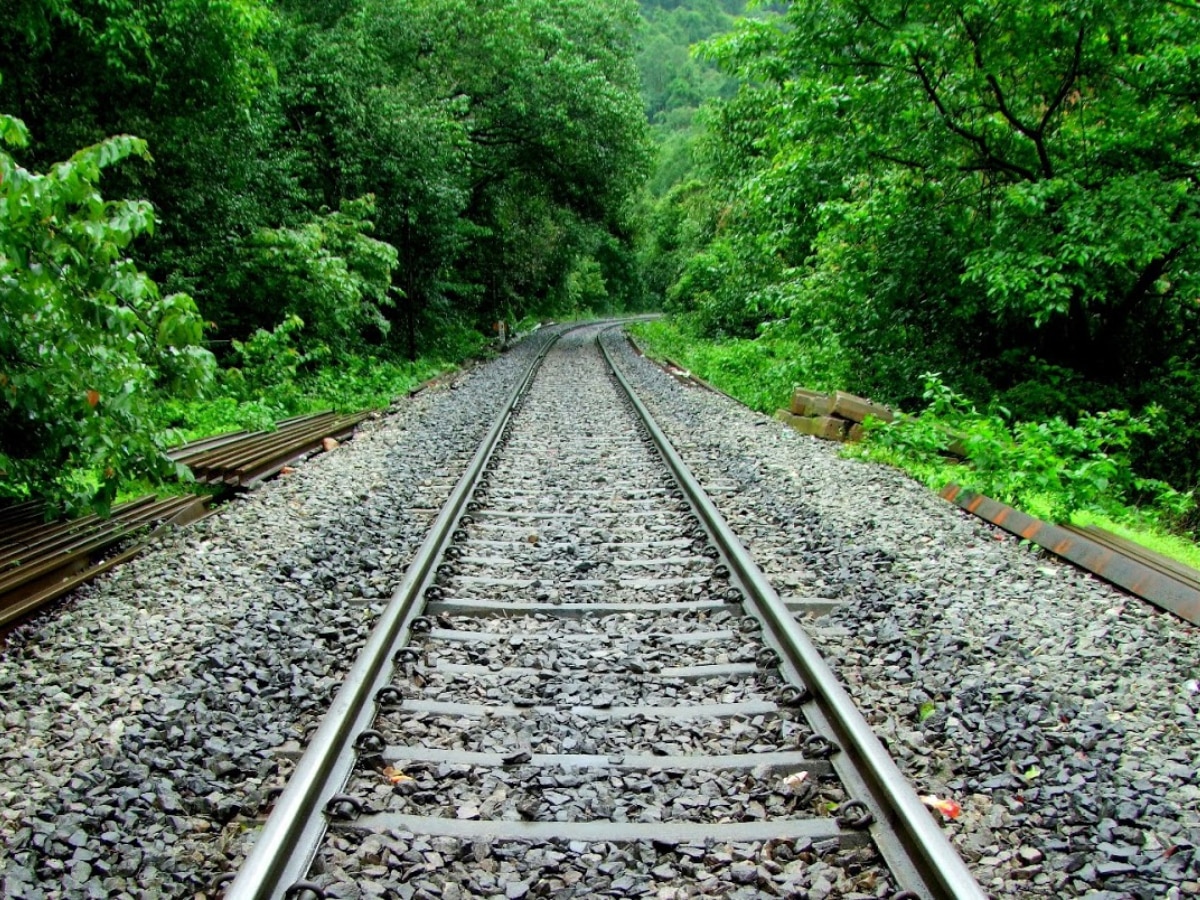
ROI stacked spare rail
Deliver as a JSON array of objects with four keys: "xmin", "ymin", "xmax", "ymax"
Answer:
[
  {"xmin": 774, "ymin": 384, "xmax": 1200, "ymax": 623},
  {"xmin": 0, "ymin": 409, "xmax": 372, "ymax": 629},
  {"xmin": 0, "ymin": 494, "xmax": 208, "ymax": 628},
  {"xmin": 221, "ymin": 325, "xmax": 984, "ymax": 899},
  {"xmin": 170, "ymin": 410, "xmax": 372, "ymax": 487},
  {"xmin": 773, "ymin": 376, "xmax": 1200, "ymax": 627}
]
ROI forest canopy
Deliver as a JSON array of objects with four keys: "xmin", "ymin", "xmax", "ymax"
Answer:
[
  {"xmin": 1, "ymin": 0, "xmax": 651, "ymax": 510},
  {"xmin": 636, "ymin": 0, "xmax": 1200, "ymax": 514}
]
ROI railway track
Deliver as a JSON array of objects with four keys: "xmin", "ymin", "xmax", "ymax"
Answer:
[{"xmin": 221, "ymin": 324, "xmax": 985, "ymax": 899}]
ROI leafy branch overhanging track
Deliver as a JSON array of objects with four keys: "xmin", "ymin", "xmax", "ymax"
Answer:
[{"xmin": 221, "ymin": 324, "xmax": 985, "ymax": 900}]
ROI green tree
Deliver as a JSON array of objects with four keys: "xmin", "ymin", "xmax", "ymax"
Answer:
[
  {"xmin": 699, "ymin": 0, "xmax": 1200, "ymax": 383},
  {"xmin": 268, "ymin": 0, "xmax": 474, "ymax": 356},
  {"xmin": 271, "ymin": 0, "xmax": 651, "ymax": 348},
  {"xmin": 425, "ymin": 0, "xmax": 652, "ymax": 322},
  {"xmin": 1, "ymin": 0, "xmax": 301, "ymax": 348},
  {"xmin": 233, "ymin": 196, "xmax": 400, "ymax": 355},
  {"xmin": 0, "ymin": 115, "xmax": 214, "ymax": 514},
  {"xmin": 640, "ymin": 0, "xmax": 1200, "ymax": 495},
  {"xmin": 3, "ymin": 0, "xmax": 653, "ymax": 375}
]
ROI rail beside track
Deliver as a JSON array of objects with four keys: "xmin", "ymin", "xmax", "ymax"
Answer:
[
  {"xmin": 0, "ymin": 494, "xmax": 209, "ymax": 628},
  {"xmin": 942, "ymin": 485, "xmax": 1200, "ymax": 625},
  {"xmin": 1, "ymin": 410, "xmax": 371, "ymax": 629},
  {"xmin": 170, "ymin": 410, "xmax": 371, "ymax": 487}
]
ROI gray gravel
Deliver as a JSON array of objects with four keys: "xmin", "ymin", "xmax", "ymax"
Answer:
[
  {"xmin": 316, "ymin": 834, "xmax": 882, "ymax": 899},
  {"xmin": 604, "ymin": 329, "xmax": 1200, "ymax": 900},
  {"xmin": 347, "ymin": 762, "xmax": 838, "ymax": 825},
  {"xmin": 3, "ymin": 321, "xmax": 1196, "ymax": 899},
  {"xmin": 0, "ymin": 330, "xmax": 558, "ymax": 898}
]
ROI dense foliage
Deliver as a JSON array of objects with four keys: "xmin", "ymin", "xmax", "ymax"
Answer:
[
  {"xmin": 1, "ymin": 0, "xmax": 651, "ymax": 513},
  {"xmin": 637, "ymin": 0, "xmax": 1200, "ymax": 529},
  {"xmin": 8, "ymin": 0, "xmax": 1199, "ymax": 536},
  {"xmin": 2, "ymin": 0, "xmax": 651, "ymax": 357},
  {"xmin": 0, "ymin": 116, "xmax": 213, "ymax": 512},
  {"xmin": 864, "ymin": 376, "xmax": 1189, "ymax": 525}
]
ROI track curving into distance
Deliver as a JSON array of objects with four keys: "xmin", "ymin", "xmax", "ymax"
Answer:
[{"xmin": 221, "ymin": 323, "xmax": 985, "ymax": 900}]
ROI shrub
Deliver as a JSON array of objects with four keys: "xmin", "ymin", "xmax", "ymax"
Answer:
[
  {"xmin": 864, "ymin": 375, "xmax": 1193, "ymax": 524},
  {"xmin": 0, "ymin": 114, "xmax": 214, "ymax": 515}
]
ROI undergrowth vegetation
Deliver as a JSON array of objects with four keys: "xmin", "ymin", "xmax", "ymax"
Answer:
[
  {"xmin": 2, "ymin": 0, "xmax": 650, "ymax": 516},
  {"xmin": 632, "ymin": 317, "xmax": 1199, "ymax": 562},
  {"xmin": 630, "ymin": 318, "xmax": 850, "ymax": 413},
  {"xmin": 152, "ymin": 353, "xmax": 460, "ymax": 444},
  {"xmin": 156, "ymin": 314, "xmax": 483, "ymax": 440},
  {"xmin": 856, "ymin": 376, "xmax": 1193, "ymax": 528}
]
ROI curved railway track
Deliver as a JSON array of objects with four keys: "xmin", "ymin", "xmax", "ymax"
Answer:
[{"xmin": 220, "ymin": 323, "xmax": 985, "ymax": 900}]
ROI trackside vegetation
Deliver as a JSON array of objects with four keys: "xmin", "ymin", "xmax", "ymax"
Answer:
[
  {"xmin": 1, "ymin": 0, "xmax": 651, "ymax": 514},
  {"xmin": 633, "ymin": 1, "xmax": 1200, "ymax": 550}
]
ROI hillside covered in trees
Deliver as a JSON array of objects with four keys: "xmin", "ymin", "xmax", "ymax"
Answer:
[{"xmin": 636, "ymin": 0, "xmax": 1200, "ymax": 539}]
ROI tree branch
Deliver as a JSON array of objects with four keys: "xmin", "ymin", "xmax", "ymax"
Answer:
[
  {"xmin": 869, "ymin": 149, "xmax": 929, "ymax": 170},
  {"xmin": 984, "ymin": 74, "xmax": 1039, "ymax": 141},
  {"xmin": 1038, "ymin": 24, "xmax": 1087, "ymax": 137},
  {"xmin": 1120, "ymin": 243, "xmax": 1185, "ymax": 312},
  {"xmin": 849, "ymin": 0, "xmax": 893, "ymax": 33},
  {"xmin": 910, "ymin": 54, "xmax": 1038, "ymax": 182},
  {"xmin": 957, "ymin": 8, "xmax": 1055, "ymax": 178}
]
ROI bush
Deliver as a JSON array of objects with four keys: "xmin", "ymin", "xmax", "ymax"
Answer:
[
  {"xmin": 221, "ymin": 315, "xmax": 326, "ymax": 408},
  {"xmin": 233, "ymin": 197, "xmax": 400, "ymax": 354},
  {"xmin": 0, "ymin": 114, "xmax": 214, "ymax": 515},
  {"xmin": 862, "ymin": 375, "xmax": 1193, "ymax": 525}
]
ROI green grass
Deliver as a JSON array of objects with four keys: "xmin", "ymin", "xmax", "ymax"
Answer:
[
  {"xmin": 296, "ymin": 355, "xmax": 457, "ymax": 415},
  {"xmin": 1070, "ymin": 510, "xmax": 1200, "ymax": 572},
  {"xmin": 856, "ymin": 441, "xmax": 1200, "ymax": 573},
  {"xmin": 15, "ymin": 324, "xmax": 525, "ymax": 519},
  {"xmin": 152, "ymin": 354, "xmax": 461, "ymax": 443},
  {"xmin": 106, "ymin": 347, "xmax": 480, "ymax": 514},
  {"xmin": 628, "ymin": 318, "xmax": 851, "ymax": 413},
  {"xmin": 852, "ymin": 445, "xmax": 1200, "ymax": 572}
]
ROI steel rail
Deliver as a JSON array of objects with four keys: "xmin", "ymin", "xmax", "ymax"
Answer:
[
  {"xmin": 599, "ymin": 332, "xmax": 987, "ymax": 900},
  {"xmin": 223, "ymin": 330, "xmax": 560, "ymax": 897},
  {"xmin": 222, "ymin": 327, "xmax": 571, "ymax": 900},
  {"xmin": 943, "ymin": 484, "xmax": 1200, "ymax": 625}
]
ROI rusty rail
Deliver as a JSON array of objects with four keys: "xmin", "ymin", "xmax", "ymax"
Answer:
[
  {"xmin": 941, "ymin": 485, "xmax": 1200, "ymax": 625},
  {"xmin": 2, "ymin": 410, "xmax": 374, "ymax": 629}
]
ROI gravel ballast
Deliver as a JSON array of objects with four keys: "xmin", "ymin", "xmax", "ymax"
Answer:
[
  {"xmin": 310, "ymin": 326, "xmax": 896, "ymax": 900},
  {"xmin": 1, "ymin": 322, "xmax": 1197, "ymax": 899},
  {"xmin": 0, "ymin": 331, "xmax": 557, "ymax": 898},
  {"xmin": 603, "ymin": 329, "xmax": 1200, "ymax": 899}
]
